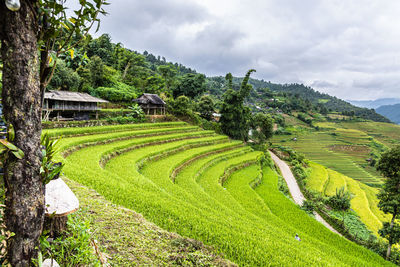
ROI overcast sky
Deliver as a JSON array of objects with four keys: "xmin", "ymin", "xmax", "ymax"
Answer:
[{"xmin": 90, "ymin": 0, "xmax": 400, "ymax": 100}]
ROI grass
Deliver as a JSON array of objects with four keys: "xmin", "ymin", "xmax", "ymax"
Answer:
[
  {"xmin": 52, "ymin": 122, "xmax": 393, "ymax": 266},
  {"xmin": 272, "ymin": 116, "xmax": 399, "ymax": 235},
  {"xmin": 307, "ymin": 162, "xmax": 384, "ymax": 235},
  {"xmin": 44, "ymin": 121, "xmax": 187, "ymax": 138},
  {"xmin": 307, "ymin": 162, "xmax": 329, "ymax": 192},
  {"xmin": 325, "ymin": 169, "xmax": 347, "ymax": 196},
  {"xmin": 272, "ymin": 130, "xmax": 382, "ymax": 186},
  {"xmin": 65, "ymin": 178, "xmax": 233, "ymax": 266}
]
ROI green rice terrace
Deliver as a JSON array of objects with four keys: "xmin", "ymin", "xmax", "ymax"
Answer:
[
  {"xmin": 271, "ymin": 117, "xmax": 400, "ymax": 237},
  {"xmin": 46, "ymin": 122, "xmax": 393, "ymax": 266}
]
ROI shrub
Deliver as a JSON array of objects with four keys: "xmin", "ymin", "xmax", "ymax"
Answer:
[
  {"xmin": 327, "ymin": 187, "xmax": 352, "ymax": 211},
  {"xmin": 89, "ymin": 82, "xmax": 138, "ymax": 102}
]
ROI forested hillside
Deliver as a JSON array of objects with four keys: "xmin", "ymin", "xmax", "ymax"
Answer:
[{"xmin": 37, "ymin": 33, "xmax": 390, "ymax": 123}]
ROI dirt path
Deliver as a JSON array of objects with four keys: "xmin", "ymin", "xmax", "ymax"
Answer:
[{"xmin": 269, "ymin": 151, "xmax": 341, "ymax": 235}]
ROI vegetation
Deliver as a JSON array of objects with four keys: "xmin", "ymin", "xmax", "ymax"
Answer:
[
  {"xmin": 40, "ymin": 122, "xmax": 394, "ymax": 266},
  {"xmin": 220, "ymin": 70, "xmax": 255, "ymax": 141},
  {"xmin": 0, "ymin": 2, "xmax": 398, "ymax": 264},
  {"xmin": 376, "ymin": 145, "xmax": 400, "ymax": 259},
  {"xmin": 0, "ymin": 0, "xmax": 107, "ymax": 264}
]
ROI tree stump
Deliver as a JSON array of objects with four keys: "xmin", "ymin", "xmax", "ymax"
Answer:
[{"xmin": 44, "ymin": 178, "xmax": 79, "ymax": 238}]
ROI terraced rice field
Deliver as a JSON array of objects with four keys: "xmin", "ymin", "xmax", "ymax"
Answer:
[
  {"xmin": 339, "ymin": 121, "xmax": 400, "ymax": 148},
  {"xmin": 53, "ymin": 122, "xmax": 392, "ymax": 266},
  {"xmin": 272, "ymin": 129, "xmax": 382, "ymax": 187},
  {"xmin": 306, "ymin": 162, "xmax": 389, "ymax": 234}
]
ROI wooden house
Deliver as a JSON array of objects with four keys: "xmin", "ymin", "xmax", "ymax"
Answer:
[
  {"xmin": 133, "ymin": 93, "xmax": 166, "ymax": 115},
  {"xmin": 43, "ymin": 90, "xmax": 108, "ymax": 120}
]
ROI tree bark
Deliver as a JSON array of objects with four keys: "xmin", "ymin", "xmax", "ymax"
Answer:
[
  {"xmin": 386, "ymin": 210, "xmax": 397, "ymax": 260},
  {"xmin": 0, "ymin": 1, "xmax": 44, "ymax": 266}
]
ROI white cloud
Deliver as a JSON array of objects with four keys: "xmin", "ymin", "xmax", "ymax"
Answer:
[{"xmin": 92, "ymin": 0, "xmax": 400, "ymax": 100}]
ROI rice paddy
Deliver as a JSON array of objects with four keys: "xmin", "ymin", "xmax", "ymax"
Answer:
[
  {"xmin": 52, "ymin": 122, "xmax": 392, "ymax": 266},
  {"xmin": 271, "ymin": 117, "xmax": 399, "ymax": 235}
]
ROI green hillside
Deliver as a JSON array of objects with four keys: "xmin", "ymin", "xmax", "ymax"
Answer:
[
  {"xmin": 39, "ymin": 33, "xmax": 390, "ymax": 123},
  {"xmin": 47, "ymin": 122, "xmax": 392, "ymax": 266},
  {"xmin": 271, "ymin": 116, "xmax": 400, "ymax": 237},
  {"xmin": 207, "ymin": 77, "xmax": 391, "ymax": 122}
]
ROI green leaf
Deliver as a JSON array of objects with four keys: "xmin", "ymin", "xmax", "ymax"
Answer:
[
  {"xmin": 0, "ymin": 139, "xmax": 18, "ymax": 151},
  {"xmin": 11, "ymin": 149, "xmax": 24, "ymax": 159}
]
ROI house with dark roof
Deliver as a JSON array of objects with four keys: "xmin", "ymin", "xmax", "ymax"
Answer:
[
  {"xmin": 43, "ymin": 90, "xmax": 108, "ymax": 120},
  {"xmin": 133, "ymin": 93, "xmax": 166, "ymax": 115}
]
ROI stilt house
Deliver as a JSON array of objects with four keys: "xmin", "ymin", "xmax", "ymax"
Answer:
[
  {"xmin": 133, "ymin": 93, "xmax": 166, "ymax": 115},
  {"xmin": 43, "ymin": 90, "xmax": 108, "ymax": 120}
]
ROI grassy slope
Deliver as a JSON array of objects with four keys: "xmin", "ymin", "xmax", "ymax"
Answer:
[
  {"xmin": 65, "ymin": 178, "xmax": 234, "ymax": 266},
  {"xmin": 55, "ymin": 123, "xmax": 392, "ymax": 266},
  {"xmin": 271, "ymin": 116, "xmax": 398, "ymax": 234}
]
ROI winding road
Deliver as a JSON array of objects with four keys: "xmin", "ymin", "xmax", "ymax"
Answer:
[{"xmin": 269, "ymin": 151, "xmax": 340, "ymax": 235}]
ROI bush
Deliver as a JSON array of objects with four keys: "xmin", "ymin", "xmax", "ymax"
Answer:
[
  {"xmin": 127, "ymin": 103, "xmax": 145, "ymax": 120},
  {"xmin": 327, "ymin": 187, "xmax": 352, "ymax": 211},
  {"xmin": 89, "ymin": 82, "xmax": 138, "ymax": 102},
  {"xmin": 38, "ymin": 211, "xmax": 100, "ymax": 266},
  {"xmin": 301, "ymin": 200, "xmax": 316, "ymax": 214}
]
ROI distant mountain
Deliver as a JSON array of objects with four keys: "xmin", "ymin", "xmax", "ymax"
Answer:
[
  {"xmin": 376, "ymin": 104, "xmax": 400, "ymax": 124},
  {"xmin": 349, "ymin": 98, "xmax": 400, "ymax": 109}
]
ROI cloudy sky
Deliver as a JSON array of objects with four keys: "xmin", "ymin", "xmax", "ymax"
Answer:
[{"xmin": 91, "ymin": 0, "xmax": 400, "ymax": 100}]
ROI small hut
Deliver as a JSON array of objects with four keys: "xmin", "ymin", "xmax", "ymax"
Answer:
[
  {"xmin": 43, "ymin": 90, "xmax": 108, "ymax": 120},
  {"xmin": 133, "ymin": 93, "xmax": 166, "ymax": 115}
]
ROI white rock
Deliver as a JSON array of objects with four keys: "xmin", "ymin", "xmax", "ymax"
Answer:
[
  {"xmin": 45, "ymin": 178, "xmax": 79, "ymax": 216},
  {"xmin": 42, "ymin": 259, "xmax": 60, "ymax": 267}
]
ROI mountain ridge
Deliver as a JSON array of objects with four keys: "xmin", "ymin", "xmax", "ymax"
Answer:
[
  {"xmin": 376, "ymin": 103, "xmax": 400, "ymax": 124},
  {"xmin": 348, "ymin": 98, "xmax": 400, "ymax": 109}
]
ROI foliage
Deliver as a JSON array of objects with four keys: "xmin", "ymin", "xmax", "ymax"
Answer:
[
  {"xmin": 127, "ymin": 103, "xmax": 145, "ymax": 120},
  {"xmin": 88, "ymin": 55, "xmax": 105, "ymax": 87},
  {"xmin": 377, "ymin": 145, "xmax": 400, "ymax": 258},
  {"xmin": 89, "ymin": 82, "xmax": 137, "ymax": 102},
  {"xmin": 197, "ymin": 95, "xmax": 215, "ymax": 121},
  {"xmin": 46, "ymin": 123, "xmax": 393, "ymax": 266},
  {"xmin": 47, "ymin": 60, "xmax": 81, "ymax": 91},
  {"xmin": 37, "ymin": 0, "xmax": 109, "ymax": 90},
  {"xmin": 158, "ymin": 64, "xmax": 177, "ymax": 94},
  {"xmin": 250, "ymin": 113, "xmax": 274, "ymax": 144},
  {"xmin": 172, "ymin": 73, "xmax": 206, "ymax": 99},
  {"xmin": 301, "ymin": 199, "xmax": 316, "ymax": 214},
  {"xmin": 40, "ymin": 134, "xmax": 63, "ymax": 184},
  {"xmin": 379, "ymin": 223, "xmax": 400, "ymax": 246},
  {"xmin": 39, "ymin": 212, "xmax": 100, "ymax": 266},
  {"xmin": 208, "ymin": 76, "xmax": 390, "ymax": 123},
  {"xmin": 220, "ymin": 70, "xmax": 255, "ymax": 141},
  {"xmin": 167, "ymin": 95, "xmax": 191, "ymax": 116},
  {"xmin": 327, "ymin": 186, "xmax": 352, "ymax": 211}
]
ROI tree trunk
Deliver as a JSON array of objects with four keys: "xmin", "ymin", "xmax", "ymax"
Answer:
[
  {"xmin": 122, "ymin": 61, "xmax": 131, "ymax": 81},
  {"xmin": 0, "ymin": 1, "xmax": 44, "ymax": 265},
  {"xmin": 386, "ymin": 211, "xmax": 397, "ymax": 260},
  {"xmin": 386, "ymin": 240, "xmax": 392, "ymax": 260}
]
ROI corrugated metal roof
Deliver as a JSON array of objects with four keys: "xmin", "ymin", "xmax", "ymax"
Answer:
[
  {"xmin": 133, "ymin": 93, "xmax": 165, "ymax": 105},
  {"xmin": 44, "ymin": 90, "xmax": 108, "ymax": 103}
]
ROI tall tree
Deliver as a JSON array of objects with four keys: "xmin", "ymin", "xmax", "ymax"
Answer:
[
  {"xmin": 220, "ymin": 69, "xmax": 256, "ymax": 141},
  {"xmin": 1, "ymin": 2, "xmax": 43, "ymax": 264},
  {"xmin": 376, "ymin": 145, "xmax": 400, "ymax": 260},
  {"xmin": 0, "ymin": 1, "xmax": 106, "ymax": 264},
  {"xmin": 158, "ymin": 63, "xmax": 177, "ymax": 94},
  {"xmin": 172, "ymin": 73, "xmax": 206, "ymax": 99},
  {"xmin": 250, "ymin": 113, "xmax": 274, "ymax": 144},
  {"xmin": 197, "ymin": 95, "xmax": 215, "ymax": 120}
]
